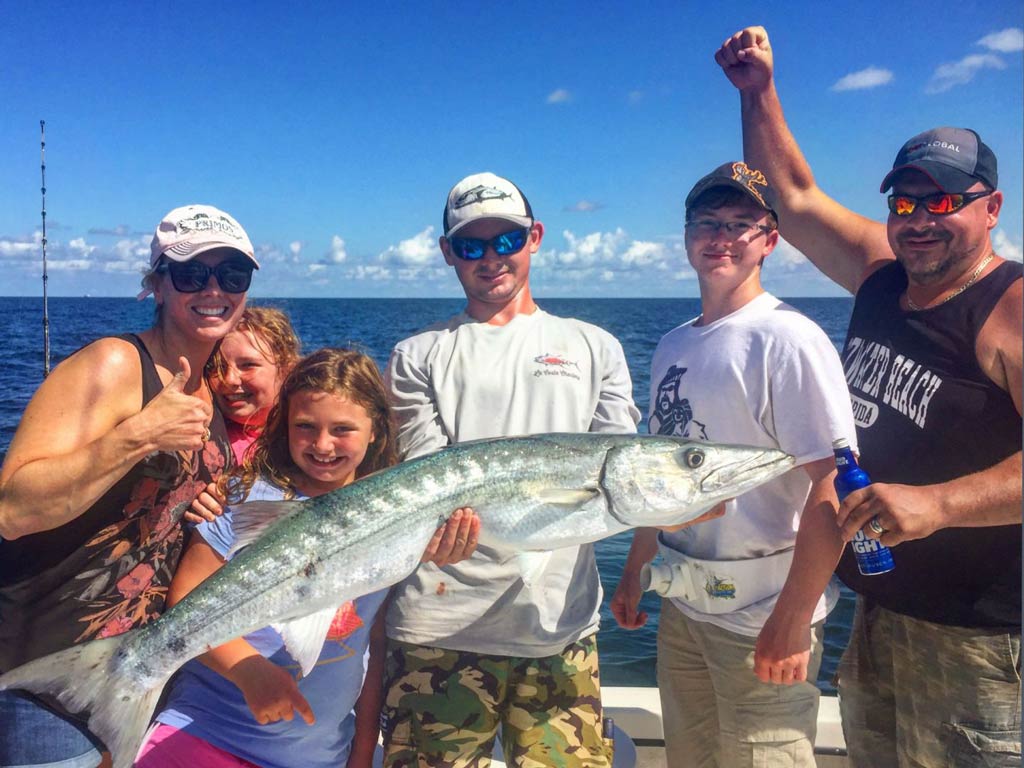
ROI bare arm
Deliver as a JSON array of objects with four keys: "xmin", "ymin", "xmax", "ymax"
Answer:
[
  {"xmin": 609, "ymin": 527, "xmax": 660, "ymax": 629},
  {"xmin": 0, "ymin": 340, "xmax": 212, "ymax": 539},
  {"xmin": 170, "ymin": 537, "xmax": 315, "ymax": 725},
  {"xmin": 754, "ymin": 457, "xmax": 843, "ymax": 684},
  {"xmin": 346, "ymin": 604, "xmax": 388, "ymax": 768},
  {"xmin": 716, "ymin": 26, "xmax": 894, "ymax": 293}
]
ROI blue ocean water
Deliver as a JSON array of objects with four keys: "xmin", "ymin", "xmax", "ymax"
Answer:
[{"xmin": 0, "ymin": 295, "xmax": 854, "ymax": 692}]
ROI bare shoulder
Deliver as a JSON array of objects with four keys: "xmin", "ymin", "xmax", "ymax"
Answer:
[
  {"xmin": 976, "ymin": 273, "xmax": 1023, "ymax": 413},
  {"xmin": 4, "ymin": 337, "xmax": 144, "ymax": 467}
]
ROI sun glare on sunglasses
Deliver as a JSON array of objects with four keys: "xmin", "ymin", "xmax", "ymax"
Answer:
[
  {"xmin": 157, "ymin": 258, "xmax": 254, "ymax": 293},
  {"xmin": 887, "ymin": 191, "xmax": 991, "ymax": 217},
  {"xmin": 449, "ymin": 228, "xmax": 529, "ymax": 260}
]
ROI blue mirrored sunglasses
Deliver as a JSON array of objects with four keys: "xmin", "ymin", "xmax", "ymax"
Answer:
[{"xmin": 448, "ymin": 228, "xmax": 530, "ymax": 261}]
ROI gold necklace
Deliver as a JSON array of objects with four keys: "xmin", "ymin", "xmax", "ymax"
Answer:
[{"xmin": 905, "ymin": 252, "xmax": 995, "ymax": 311}]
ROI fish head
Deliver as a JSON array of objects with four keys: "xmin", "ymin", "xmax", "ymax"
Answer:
[{"xmin": 602, "ymin": 436, "xmax": 795, "ymax": 527}]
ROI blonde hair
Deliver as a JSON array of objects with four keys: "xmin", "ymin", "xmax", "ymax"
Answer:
[
  {"xmin": 225, "ymin": 348, "xmax": 397, "ymax": 502},
  {"xmin": 206, "ymin": 306, "xmax": 301, "ymax": 382}
]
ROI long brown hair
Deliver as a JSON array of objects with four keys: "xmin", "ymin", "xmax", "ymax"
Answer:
[{"xmin": 226, "ymin": 348, "xmax": 398, "ymax": 501}]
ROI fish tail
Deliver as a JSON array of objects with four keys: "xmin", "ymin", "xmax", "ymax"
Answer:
[{"xmin": 0, "ymin": 634, "xmax": 166, "ymax": 768}]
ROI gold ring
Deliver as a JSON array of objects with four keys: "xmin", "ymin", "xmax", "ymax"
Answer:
[
  {"xmin": 868, "ymin": 516, "xmax": 885, "ymax": 536},
  {"xmin": 202, "ymin": 426, "xmax": 211, "ymax": 443}
]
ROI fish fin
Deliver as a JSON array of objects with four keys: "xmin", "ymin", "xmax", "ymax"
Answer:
[
  {"xmin": 227, "ymin": 499, "xmax": 301, "ymax": 557},
  {"xmin": 0, "ymin": 633, "xmax": 168, "ymax": 768},
  {"xmin": 515, "ymin": 551, "xmax": 554, "ymax": 587},
  {"xmin": 535, "ymin": 488, "xmax": 602, "ymax": 506},
  {"xmin": 272, "ymin": 605, "xmax": 338, "ymax": 677}
]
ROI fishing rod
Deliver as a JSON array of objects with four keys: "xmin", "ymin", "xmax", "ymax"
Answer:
[{"xmin": 40, "ymin": 119, "xmax": 51, "ymax": 377}]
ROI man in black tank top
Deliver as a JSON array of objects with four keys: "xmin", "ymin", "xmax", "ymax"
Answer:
[{"xmin": 717, "ymin": 26, "xmax": 1022, "ymax": 768}]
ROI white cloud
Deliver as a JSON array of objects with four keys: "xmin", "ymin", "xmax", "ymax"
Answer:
[
  {"xmin": 327, "ymin": 235, "xmax": 347, "ymax": 264},
  {"xmin": 113, "ymin": 237, "xmax": 150, "ymax": 261},
  {"xmin": 307, "ymin": 263, "xmax": 327, "ymax": 274},
  {"xmin": 769, "ymin": 237, "xmax": 810, "ymax": 270},
  {"xmin": 830, "ymin": 67, "xmax": 894, "ymax": 92},
  {"xmin": 538, "ymin": 229, "xmax": 678, "ymax": 278},
  {"xmin": 926, "ymin": 53, "xmax": 1005, "ymax": 93},
  {"xmin": 993, "ymin": 230, "xmax": 1023, "ymax": 262},
  {"xmin": 289, "ymin": 241, "xmax": 303, "ymax": 256},
  {"xmin": 379, "ymin": 227, "xmax": 439, "ymax": 266},
  {"xmin": 622, "ymin": 240, "xmax": 667, "ymax": 267},
  {"xmin": 546, "ymin": 88, "xmax": 571, "ymax": 104},
  {"xmin": 0, "ymin": 235, "xmax": 39, "ymax": 259},
  {"xmin": 978, "ymin": 28, "xmax": 1024, "ymax": 53},
  {"xmin": 68, "ymin": 237, "xmax": 96, "ymax": 256},
  {"xmin": 564, "ymin": 200, "xmax": 603, "ymax": 213}
]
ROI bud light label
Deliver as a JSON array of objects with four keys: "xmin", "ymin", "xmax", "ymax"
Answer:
[{"xmin": 851, "ymin": 530, "xmax": 895, "ymax": 575}]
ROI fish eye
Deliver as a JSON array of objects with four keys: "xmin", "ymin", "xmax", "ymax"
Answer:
[{"xmin": 684, "ymin": 448, "xmax": 705, "ymax": 469}]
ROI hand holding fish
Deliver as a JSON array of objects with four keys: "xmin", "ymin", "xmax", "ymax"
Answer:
[
  {"xmin": 421, "ymin": 507, "xmax": 481, "ymax": 566},
  {"xmin": 715, "ymin": 26, "xmax": 773, "ymax": 92},
  {"xmin": 136, "ymin": 357, "xmax": 213, "ymax": 453},
  {"xmin": 230, "ymin": 655, "xmax": 315, "ymax": 726},
  {"xmin": 185, "ymin": 480, "xmax": 225, "ymax": 524}
]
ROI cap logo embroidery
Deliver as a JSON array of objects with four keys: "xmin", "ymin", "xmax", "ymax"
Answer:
[
  {"xmin": 908, "ymin": 140, "xmax": 961, "ymax": 155},
  {"xmin": 454, "ymin": 185, "xmax": 512, "ymax": 209},
  {"xmin": 730, "ymin": 162, "xmax": 768, "ymax": 207},
  {"xmin": 176, "ymin": 211, "xmax": 244, "ymax": 241}
]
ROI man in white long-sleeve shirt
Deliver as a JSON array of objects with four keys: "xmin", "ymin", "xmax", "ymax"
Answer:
[{"xmin": 379, "ymin": 172, "xmax": 641, "ymax": 768}]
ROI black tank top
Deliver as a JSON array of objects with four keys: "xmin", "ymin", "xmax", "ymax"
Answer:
[
  {"xmin": 836, "ymin": 260, "xmax": 1022, "ymax": 628},
  {"xmin": 0, "ymin": 334, "xmax": 231, "ymax": 670}
]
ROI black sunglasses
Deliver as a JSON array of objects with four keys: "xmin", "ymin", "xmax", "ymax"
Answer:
[
  {"xmin": 448, "ymin": 228, "xmax": 530, "ymax": 261},
  {"xmin": 156, "ymin": 258, "xmax": 254, "ymax": 294}
]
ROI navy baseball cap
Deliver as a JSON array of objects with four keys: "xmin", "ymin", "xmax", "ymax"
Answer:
[
  {"xmin": 880, "ymin": 127, "xmax": 998, "ymax": 193},
  {"xmin": 685, "ymin": 162, "xmax": 779, "ymax": 222}
]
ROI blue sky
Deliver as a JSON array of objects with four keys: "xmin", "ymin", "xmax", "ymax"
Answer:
[{"xmin": 1, "ymin": 1, "xmax": 1021, "ymax": 299}]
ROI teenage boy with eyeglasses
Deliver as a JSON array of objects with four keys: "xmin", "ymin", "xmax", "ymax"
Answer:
[
  {"xmin": 610, "ymin": 162, "xmax": 856, "ymax": 768},
  {"xmin": 718, "ymin": 25, "xmax": 1022, "ymax": 768},
  {"xmin": 379, "ymin": 172, "xmax": 640, "ymax": 768}
]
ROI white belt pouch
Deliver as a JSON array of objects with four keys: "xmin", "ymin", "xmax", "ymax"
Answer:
[{"xmin": 645, "ymin": 534, "xmax": 795, "ymax": 614}]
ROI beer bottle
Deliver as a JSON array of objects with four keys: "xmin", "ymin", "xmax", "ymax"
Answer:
[{"xmin": 833, "ymin": 438, "xmax": 895, "ymax": 575}]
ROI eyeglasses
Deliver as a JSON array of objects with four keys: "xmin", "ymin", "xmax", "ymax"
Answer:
[
  {"xmin": 684, "ymin": 219, "xmax": 774, "ymax": 238},
  {"xmin": 448, "ymin": 228, "xmax": 530, "ymax": 260},
  {"xmin": 887, "ymin": 191, "xmax": 991, "ymax": 217},
  {"xmin": 156, "ymin": 258, "xmax": 254, "ymax": 294}
]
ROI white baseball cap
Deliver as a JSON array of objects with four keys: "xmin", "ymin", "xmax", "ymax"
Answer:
[
  {"xmin": 150, "ymin": 204, "xmax": 257, "ymax": 267},
  {"xmin": 442, "ymin": 172, "xmax": 534, "ymax": 238}
]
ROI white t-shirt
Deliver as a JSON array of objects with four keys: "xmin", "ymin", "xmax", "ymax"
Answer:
[
  {"xmin": 385, "ymin": 308, "xmax": 640, "ymax": 656},
  {"xmin": 650, "ymin": 292, "xmax": 857, "ymax": 635}
]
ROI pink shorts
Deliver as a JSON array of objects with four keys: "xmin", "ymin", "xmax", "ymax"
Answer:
[{"xmin": 135, "ymin": 724, "xmax": 261, "ymax": 768}]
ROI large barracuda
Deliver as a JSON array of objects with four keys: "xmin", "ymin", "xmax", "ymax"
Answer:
[{"xmin": 0, "ymin": 433, "xmax": 793, "ymax": 767}]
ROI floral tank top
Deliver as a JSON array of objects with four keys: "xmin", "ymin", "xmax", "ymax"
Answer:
[{"xmin": 0, "ymin": 334, "xmax": 231, "ymax": 670}]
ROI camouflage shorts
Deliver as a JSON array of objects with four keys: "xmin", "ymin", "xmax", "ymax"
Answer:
[{"xmin": 380, "ymin": 635, "xmax": 611, "ymax": 768}]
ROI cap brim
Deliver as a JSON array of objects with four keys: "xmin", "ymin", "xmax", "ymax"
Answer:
[
  {"xmin": 445, "ymin": 214, "xmax": 534, "ymax": 238},
  {"xmin": 879, "ymin": 162, "xmax": 979, "ymax": 194},
  {"xmin": 157, "ymin": 242, "xmax": 260, "ymax": 268}
]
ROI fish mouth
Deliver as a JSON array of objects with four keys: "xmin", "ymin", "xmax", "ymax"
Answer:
[{"xmin": 700, "ymin": 451, "xmax": 795, "ymax": 494}]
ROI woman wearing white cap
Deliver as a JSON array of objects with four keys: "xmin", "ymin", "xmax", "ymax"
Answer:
[{"xmin": 0, "ymin": 204, "xmax": 258, "ymax": 768}]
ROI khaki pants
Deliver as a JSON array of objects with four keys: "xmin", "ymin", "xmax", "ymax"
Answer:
[
  {"xmin": 657, "ymin": 599, "xmax": 824, "ymax": 768},
  {"xmin": 838, "ymin": 597, "xmax": 1021, "ymax": 768}
]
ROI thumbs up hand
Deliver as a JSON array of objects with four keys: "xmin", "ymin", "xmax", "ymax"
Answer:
[{"xmin": 137, "ymin": 357, "xmax": 214, "ymax": 453}]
